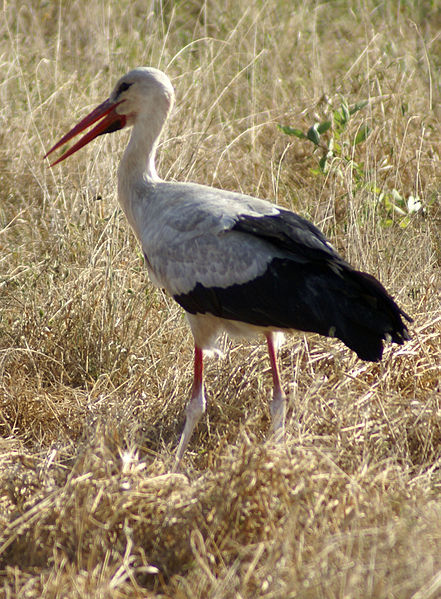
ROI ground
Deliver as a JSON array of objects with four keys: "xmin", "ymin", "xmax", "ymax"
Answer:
[{"xmin": 1, "ymin": 1, "xmax": 441, "ymax": 597}]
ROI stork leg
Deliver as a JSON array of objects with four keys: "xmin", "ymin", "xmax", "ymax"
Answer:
[
  {"xmin": 266, "ymin": 332, "xmax": 287, "ymax": 439},
  {"xmin": 174, "ymin": 345, "xmax": 205, "ymax": 468}
]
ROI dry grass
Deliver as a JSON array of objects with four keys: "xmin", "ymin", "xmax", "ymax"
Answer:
[{"xmin": 1, "ymin": 0, "xmax": 441, "ymax": 596}]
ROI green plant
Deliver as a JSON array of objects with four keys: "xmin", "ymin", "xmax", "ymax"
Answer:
[
  {"xmin": 279, "ymin": 97, "xmax": 370, "ymax": 178},
  {"xmin": 377, "ymin": 187, "xmax": 423, "ymax": 228}
]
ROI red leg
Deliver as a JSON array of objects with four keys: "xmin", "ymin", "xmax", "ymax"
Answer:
[
  {"xmin": 192, "ymin": 345, "xmax": 203, "ymax": 397},
  {"xmin": 266, "ymin": 333, "xmax": 284, "ymax": 397}
]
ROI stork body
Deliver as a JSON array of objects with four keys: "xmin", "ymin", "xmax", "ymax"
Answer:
[{"xmin": 45, "ymin": 68, "xmax": 411, "ymax": 464}]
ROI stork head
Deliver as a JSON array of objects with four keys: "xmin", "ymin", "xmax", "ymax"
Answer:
[{"xmin": 44, "ymin": 67, "xmax": 175, "ymax": 166}]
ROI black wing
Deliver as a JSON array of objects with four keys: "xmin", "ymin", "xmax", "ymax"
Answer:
[{"xmin": 175, "ymin": 211, "xmax": 411, "ymax": 362}]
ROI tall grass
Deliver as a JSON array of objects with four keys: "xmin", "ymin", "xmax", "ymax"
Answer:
[{"xmin": 1, "ymin": 0, "xmax": 440, "ymax": 597}]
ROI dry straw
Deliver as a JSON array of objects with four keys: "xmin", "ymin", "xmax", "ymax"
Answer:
[{"xmin": 1, "ymin": 0, "xmax": 440, "ymax": 597}]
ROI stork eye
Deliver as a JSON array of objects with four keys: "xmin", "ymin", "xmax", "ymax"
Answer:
[{"xmin": 117, "ymin": 82, "xmax": 132, "ymax": 96}]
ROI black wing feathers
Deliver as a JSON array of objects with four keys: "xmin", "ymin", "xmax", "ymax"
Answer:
[
  {"xmin": 232, "ymin": 211, "xmax": 339, "ymax": 262},
  {"xmin": 174, "ymin": 211, "xmax": 411, "ymax": 362}
]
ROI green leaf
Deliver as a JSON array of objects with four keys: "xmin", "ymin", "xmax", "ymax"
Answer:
[
  {"xmin": 277, "ymin": 124, "xmax": 306, "ymax": 138},
  {"xmin": 333, "ymin": 141, "xmax": 341, "ymax": 154},
  {"xmin": 341, "ymin": 100, "xmax": 350, "ymax": 124},
  {"xmin": 317, "ymin": 120, "xmax": 332, "ymax": 134},
  {"xmin": 306, "ymin": 124, "xmax": 321, "ymax": 145},
  {"xmin": 354, "ymin": 124, "xmax": 370, "ymax": 145},
  {"xmin": 383, "ymin": 195, "xmax": 393, "ymax": 211},
  {"xmin": 333, "ymin": 109, "xmax": 344, "ymax": 125},
  {"xmin": 399, "ymin": 216, "xmax": 411, "ymax": 229},
  {"xmin": 392, "ymin": 188, "xmax": 405, "ymax": 207},
  {"xmin": 349, "ymin": 100, "xmax": 368, "ymax": 115},
  {"xmin": 319, "ymin": 154, "xmax": 328, "ymax": 173}
]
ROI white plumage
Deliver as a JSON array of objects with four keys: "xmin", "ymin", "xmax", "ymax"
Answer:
[
  {"xmin": 45, "ymin": 67, "xmax": 411, "ymax": 465},
  {"xmin": 135, "ymin": 185, "xmax": 283, "ymax": 295}
]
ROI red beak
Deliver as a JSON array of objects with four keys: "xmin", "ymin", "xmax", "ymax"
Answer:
[{"xmin": 44, "ymin": 98, "xmax": 126, "ymax": 166}]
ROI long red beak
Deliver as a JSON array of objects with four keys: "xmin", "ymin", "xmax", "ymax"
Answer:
[{"xmin": 44, "ymin": 98, "xmax": 126, "ymax": 166}]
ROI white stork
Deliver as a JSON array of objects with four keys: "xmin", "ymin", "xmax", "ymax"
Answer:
[{"xmin": 44, "ymin": 67, "xmax": 411, "ymax": 464}]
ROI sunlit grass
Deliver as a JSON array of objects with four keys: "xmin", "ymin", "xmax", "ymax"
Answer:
[{"xmin": 1, "ymin": 0, "xmax": 441, "ymax": 597}]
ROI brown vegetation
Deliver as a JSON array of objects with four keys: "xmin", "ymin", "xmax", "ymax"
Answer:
[{"xmin": 1, "ymin": 0, "xmax": 441, "ymax": 596}]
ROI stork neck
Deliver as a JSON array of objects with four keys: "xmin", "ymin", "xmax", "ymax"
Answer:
[
  {"xmin": 117, "ymin": 115, "xmax": 166, "ymax": 238},
  {"xmin": 119, "ymin": 118, "xmax": 162, "ymax": 183}
]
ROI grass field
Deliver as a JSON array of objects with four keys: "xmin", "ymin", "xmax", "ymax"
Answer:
[{"xmin": 1, "ymin": 0, "xmax": 441, "ymax": 596}]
